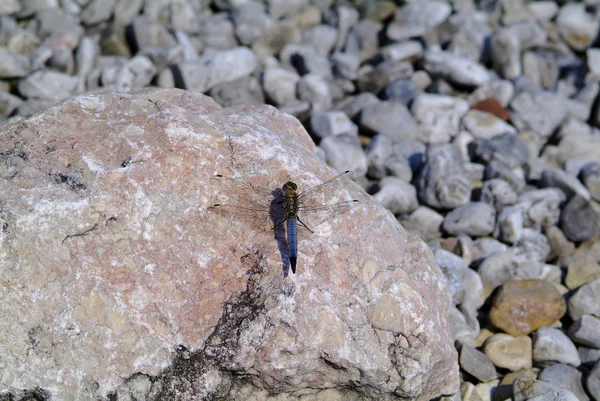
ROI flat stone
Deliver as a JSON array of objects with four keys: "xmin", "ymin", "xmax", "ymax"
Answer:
[
  {"xmin": 587, "ymin": 360, "xmax": 600, "ymax": 401},
  {"xmin": 0, "ymin": 48, "xmax": 30, "ymax": 78},
  {"xmin": 297, "ymin": 73, "xmax": 332, "ymax": 112},
  {"xmin": 262, "ymin": 67, "xmax": 300, "ymax": 106},
  {"xmin": 533, "ymin": 327, "xmax": 581, "ymax": 367},
  {"xmin": 251, "ymin": 20, "xmax": 301, "ymax": 58},
  {"xmin": 0, "ymin": 90, "xmax": 23, "ymax": 117},
  {"xmin": 345, "ymin": 19, "xmax": 380, "ymax": 62},
  {"xmin": 398, "ymin": 206, "xmax": 444, "ymax": 242},
  {"xmin": 513, "ymin": 378, "xmax": 565, "ymax": 401},
  {"xmin": 319, "ymin": 134, "xmax": 368, "ymax": 177},
  {"xmin": 568, "ymin": 314, "xmax": 600, "ymax": 349},
  {"xmin": 387, "ymin": 0, "xmax": 452, "ymax": 41},
  {"xmin": 565, "ymin": 237, "xmax": 600, "ymax": 290},
  {"xmin": 459, "ymin": 344, "xmax": 498, "ymax": 383},
  {"xmin": 310, "ymin": 111, "xmax": 356, "ymax": 139},
  {"xmin": 539, "ymin": 364, "xmax": 589, "ymax": 401},
  {"xmin": 80, "ymin": 0, "xmax": 116, "ymax": 26},
  {"xmin": 557, "ymin": 2, "xmax": 600, "ymax": 51},
  {"xmin": 358, "ymin": 101, "xmax": 417, "ymax": 139},
  {"xmin": 443, "ymin": 202, "xmax": 496, "ymax": 237},
  {"xmin": 372, "ymin": 177, "xmax": 418, "ymax": 215},
  {"xmin": 423, "ymin": 50, "xmax": 490, "ymax": 87},
  {"xmin": 484, "ymin": 333, "xmax": 532, "ymax": 371},
  {"xmin": 462, "ymin": 110, "xmax": 517, "ymax": 139},
  {"xmin": 560, "ymin": 195, "xmax": 600, "ymax": 242},
  {"xmin": 510, "ymin": 91, "xmax": 568, "ymax": 139},
  {"xmin": 355, "ymin": 60, "xmax": 413, "ymax": 94},
  {"xmin": 460, "ymin": 380, "xmax": 500, "ymax": 401},
  {"xmin": 18, "ymin": 69, "xmax": 78, "ymax": 102},
  {"xmin": 412, "ymin": 94, "xmax": 469, "ymax": 144},
  {"xmin": 568, "ymin": 278, "xmax": 600, "ymax": 321},
  {"xmin": 231, "ymin": 2, "xmax": 273, "ymax": 46},
  {"xmin": 380, "ymin": 41, "xmax": 423, "ymax": 62},
  {"xmin": 489, "ymin": 279, "xmax": 566, "ymax": 336}
]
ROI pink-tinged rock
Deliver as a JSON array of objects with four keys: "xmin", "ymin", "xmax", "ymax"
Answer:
[{"xmin": 0, "ymin": 88, "xmax": 458, "ymax": 400}]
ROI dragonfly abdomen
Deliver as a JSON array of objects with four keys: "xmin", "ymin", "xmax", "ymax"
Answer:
[{"xmin": 287, "ymin": 217, "xmax": 298, "ymax": 273}]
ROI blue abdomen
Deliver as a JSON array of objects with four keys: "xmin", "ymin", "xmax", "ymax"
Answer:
[{"xmin": 288, "ymin": 217, "xmax": 297, "ymax": 273}]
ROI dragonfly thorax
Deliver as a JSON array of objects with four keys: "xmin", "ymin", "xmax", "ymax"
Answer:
[{"xmin": 282, "ymin": 181, "xmax": 298, "ymax": 196}]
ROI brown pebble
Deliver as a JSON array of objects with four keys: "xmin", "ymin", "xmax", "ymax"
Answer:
[{"xmin": 471, "ymin": 97, "xmax": 510, "ymax": 121}]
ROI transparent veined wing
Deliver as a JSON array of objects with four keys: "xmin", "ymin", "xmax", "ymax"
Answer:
[
  {"xmin": 209, "ymin": 174, "xmax": 286, "ymax": 232},
  {"xmin": 296, "ymin": 170, "xmax": 360, "ymax": 231}
]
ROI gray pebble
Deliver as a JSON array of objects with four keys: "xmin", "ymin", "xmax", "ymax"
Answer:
[
  {"xmin": 557, "ymin": 2, "xmax": 599, "ymax": 51},
  {"xmin": 310, "ymin": 111, "xmax": 357, "ymax": 139},
  {"xmin": 262, "ymin": 67, "xmax": 299, "ymax": 106},
  {"xmin": 435, "ymin": 249, "xmax": 484, "ymax": 311},
  {"xmin": 481, "ymin": 178, "xmax": 518, "ymax": 211},
  {"xmin": 277, "ymin": 99, "xmax": 310, "ymax": 118},
  {"xmin": 477, "ymin": 251, "xmax": 517, "ymax": 297},
  {"xmin": 0, "ymin": 1, "xmax": 20, "ymax": 15},
  {"xmin": 560, "ymin": 195, "xmax": 600, "ymax": 242},
  {"xmin": 199, "ymin": 13, "xmax": 240, "ymax": 50},
  {"xmin": 268, "ymin": 0, "xmax": 307, "ymax": 20},
  {"xmin": 471, "ymin": 133, "xmax": 530, "ymax": 169},
  {"xmin": 497, "ymin": 206, "xmax": 523, "ymax": 244},
  {"xmin": 381, "ymin": 79, "xmax": 418, "ymax": 105},
  {"xmin": 449, "ymin": 306, "xmax": 478, "ymax": 346},
  {"xmin": 580, "ymin": 162, "xmax": 600, "ymax": 202},
  {"xmin": 387, "ymin": 0, "xmax": 451, "ymax": 41},
  {"xmin": 232, "ymin": 2, "xmax": 273, "ymax": 46},
  {"xmin": 113, "ymin": 0, "xmax": 143, "ymax": 27},
  {"xmin": 541, "ymin": 167, "xmax": 591, "ymax": 201},
  {"xmin": 344, "ymin": 19, "xmax": 380, "ymax": 62},
  {"xmin": 472, "ymin": 238, "xmax": 509, "ymax": 261},
  {"xmin": 330, "ymin": 52, "xmax": 360, "ymax": 80},
  {"xmin": 539, "ymin": 364, "xmax": 588, "ymax": 401},
  {"xmin": 81, "ymin": 0, "xmax": 116, "ymax": 26},
  {"xmin": 372, "ymin": 177, "xmax": 418, "ymax": 215},
  {"xmin": 319, "ymin": 134, "xmax": 367, "ymax": 177},
  {"xmin": 380, "ymin": 41, "xmax": 423, "ymax": 62},
  {"xmin": 18, "ymin": 69, "xmax": 78, "ymax": 101},
  {"xmin": 568, "ymin": 314, "xmax": 600, "ymax": 349},
  {"xmin": 443, "ymin": 202, "xmax": 496, "ymax": 237},
  {"xmin": 398, "ymin": 206, "xmax": 443, "ymax": 242},
  {"xmin": 0, "ymin": 91, "xmax": 23, "ymax": 117},
  {"xmin": 423, "ymin": 49, "xmax": 490, "ymax": 87},
  {"xmin": 281, "ymin": 44, "xmax": 332, "ymax": 77},
  {"xmin": 513, "ymin": 228, "xmax": 550, "ymax": 263},
  {"xmin": 579, "ymin": 347, "xmax": 600, "ymax": 367},
  {"xmin": 513, "ymin": 378, "xmax": 559, "ymax": 401},
  {"xmin": 356, "ymin": 60, "xmax": 413, "ymax": 95},
  {"xmin": 545, "ymin": 225, "xmax": 574, "ymax": 267},
  {"xmin": 569, "ymin": 278, "xmax": 600, "ymax": 321},
  {"xmin": 358, "ymin": 101, "xmax": 417, "ymax": 139},
  {"xmin": 366, "ymin": 136, "xmax": 424, "ymax": 181},
  {"xmin": 0, "ymin": 48, "xmax": 30, "ymax": 78},
  {"xmin": 131, "ymin": 16, "xmax": 177, "ymax": 50},
  {"xmin": 252, "ymin": 20, "xmax": 301, "ymax": 58},
  {"xmin": 38, "ymin": 8, "xmax": 83, "ymax": 36},
  {"xmin": 302, "ymin": 24, "xmax": 338, "ymax": 56},
  {"xmin": 534, "ymin": 327, "xmax": 581, "ymax": 367},
  {"xmin": 587, "ymin": 360, "xmax": 600, "ymax": 401},
  {"xmin": 511, "ymin": 91, "xmax": 569, "ymax": 139},
  {"xmin": 412, "ymin": 94, "xmax": 469, "ymax": 144},
  {"xmin": 468, "ymin": 79, "xmax": 515, "ymax": 107},
  {"xmin": 15, "ymin": 99, "xmax": 55, "ymax": 117},
  {"xmin": 297, "ymin": 73, "xmax": 332, "ymax": 112},
  {"xmin": 459, "ymin": 344, "xmax": 498, "ymax": 383},
  {"xmin": 462, "ymin": 110, "xmax": 517, "ymax": 140},
  {"xmin": 209, "ymin": 76, "xmax": 265, "ymax": 107},
  {"xmin": 333, "ymin": 92, "xmax": 379, "ymax": 120},
  {"xmin": 416, "ymin": 144, "xmax": 471, "ymax": 209},
  {"xmin": 176, "ymin": 47, "xmax": 258, "ymax": 93},
  {"xmin": 326, "ymin": 6, "xmax": 358, "ymax": 53}
]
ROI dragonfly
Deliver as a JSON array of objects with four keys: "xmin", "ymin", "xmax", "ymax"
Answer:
[{"xmin": 209, "ymin": 170, "xmax": 360, "ymax": 274}]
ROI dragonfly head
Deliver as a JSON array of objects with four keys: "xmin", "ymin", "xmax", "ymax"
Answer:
[{"xmin": 282, "ymin": 181, "xmax": 298, "ymax": 196}]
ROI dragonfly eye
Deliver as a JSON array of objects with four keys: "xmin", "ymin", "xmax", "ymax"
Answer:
[{"xmin": 283, "ymin": 182, "xmax": 297, "ymax": 190}]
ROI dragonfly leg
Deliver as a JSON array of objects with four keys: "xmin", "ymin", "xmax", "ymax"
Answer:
[{"xmin": 296, "ymin": 216, "xmax": 314, "ymax": 234}]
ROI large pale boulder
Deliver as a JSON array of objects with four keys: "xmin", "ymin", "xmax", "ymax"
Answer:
[{"xmin": 0, "ymin": 88, "xmax": 458, "ymax": 400}]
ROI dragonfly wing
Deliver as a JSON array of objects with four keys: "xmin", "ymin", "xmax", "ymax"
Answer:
[
  {"xmin": 297, "ymin": 200, "xmax": 360, "ymax": 232},
  {"xmin": 297, "ymin": 170, "xmax": 354, "ymax": 203},
  {"xmin": 210, "ymin": 174, "xmax": 285, "ymax": 232}
]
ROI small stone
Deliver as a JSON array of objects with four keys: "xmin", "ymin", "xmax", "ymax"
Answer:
[
  {"xmin": 333, "ymin": 93, "xmax": 379, "ymax": 120},
  {"xmin": 80, "ymin": 0, "xmax": 116, "ymax": 26},
  {"xmin": 262, "ymin": 67, "xmax": 300, "ymax": 106},
  {"xmin": 545, "ymin": 226, "xmax": 574, "ymax": 267},
  {"xmin": 412, "ymin": 94, "xmax": 469, "ymax": 144},
  {"xmin": 18, "ymin": 70, "xmax": 78, "ymax": 102},
  {"xmin": 478, "ymin": 251, "xmax": 518, "ymax": 298},
  {"xmin": 387, "ymin": 0, "xmax": 451, "ymax": 41},
  {"xmin": 251, "ymin": 20, "xmax": 301, "ymax": 58},
  {"xmin": 209, "ymin": 76, "xmax": 265, "ymax": 108},
  {"xmin": 580, "ymin": 162, "xmax": 600, "ymax": 202},
  {"xmin": 302, "ymin": 24, "xmax": 338, "ymax": 56},
  {"xmin": 489, "ymin": 279, "xmax": 566, "ymax": 336},
  {"xmin": 0, "ymin": 90, "xmax": 23, "ymax": 117},
  {"xmin": 358, "ymin": 101, "xmax": 417, "ymax": 139},
  {"xmin": 38, "ymin": 8, "xmax": 83, "ymax": 37},
  {"xmin": 557, "ymin": 2, "xmax": 599, "ymax": 51},
  {"xmin": 319, "ymin": 134, "xmax": 367, "ymax": 177},
  {"xmin": 328, "ymin": 5, "xmax": 359, "ymax": 53},
  {"xmin": 113, "ymin": 0, "xmax": 143, "ymax": 27},
  {"xmin": 471, "ymin": 133, "xmax": 530, "ymax": 169},
  {"xmin": 481, "ymin": 179, "xmax": 517, "ymax": 211},
  {"xmin": 443, "ymin": 202, "xmax": 496, "ymax": 237},
  {"xmin": 560, "ymin": 195, "xmax": 600, "ymax": 242},
  {"xmin": 568, "ymin": 278, "xmax": 600, "ymax": 321},
  {"xmin": 344, "ymin": 19, "xmax": 380, "ymax": 62},
  {"xmin": 232, "ymin": 2, "xmax": 273, "ymax": 46},
  {"xmin": 297, "ymin": 73, "xmax": 332, "ymax": 113},
  {"xmin": 398, "ymin": 206, "xmax": 443, "ymax": 242},
  {"xmin": 0, "ymin": 48, "xmax": 30, "ymax": 78},
  {"xmin": 277, "ymin": 100, "xmax": 310, "ymax": 118},
  {"xmin": 372, "ymin": 177, "xmax": 418, "ymax": 215},
  {"xmin": 541, "ymin": 167, "xmax": 590, "ymax": 201},
  {"xmin": 310, "ymin": 111, "xmax": 357, "ymax": 139},
  {"xmin": 565, "ymin": 238, "xmax": 600, "ymax": 290},
  {"xmin": 381, "ymin": 79, "xmax": 418, "ymax": 105},
  {"xmin": 449, "ymin": 306, "xmax": 478, "ymax": 347},
  {"xmin": 513, "ymin": 229, "xmax": 551, "ymax": 264},
  {"xmin": 459, "ymin": 344, "xmax": 498, "ymax": 383},
  {"xmin": 131, "ymin": 16, "xmax": 177, "ymax": 51},
  {"xmin": 587, "ymin": 361, "xmax": 600, "ymax": 401},
  {"xmin": 423, "ymin": 50, "xmax": 490, "ymax": 87},
  {"xmin": 356, "ymin": 60, "xmax": 413, "ymax": 94},
  {"xmin": 268, "ymin": 0, "xmax": 307, "ymax": 20},
  {"xmin": 330, "ymin": 52, "xmax": 360, "ymax": 80},
  {"xmin": 0, "ymin": 0, "xmax": 20, "ymax": 15},
  {"xmin": 513, "ymin": 378, "xmax": 564, "ymax": 401},
  {"xmin": 527, "ymin": 2, "xmax": 558, "ymax": 21},
  {"xmin": 281, "ymin": 44, "xmax": 332, "ymax": 77},
  {"xmin": 460, "ymin": 380, "xmax": 500, "ymax": 401},
  {"xmin": 579, "ymin": 347, "xmax": 600, "ymax": 367},
  {"xmin": 198, "ymin": 13, "xmax": 238, "ymax": 50},
  {"xmin": 471, "ymin": 98, "xmax": 510, "ymax": 121},
  {"xmin": 484, "ymin": 333, "xmax": 532, "ymax": 371},
  {"xmin": 380, "ymin": 41, "xmax": 423, "ymax": 62},
  {"xmin": 568, "ymin": 314, "xmax": 600, "ymax": 349},
  {"xmin": 176, "ymin": 47, "xmax": 258, "ymax": 93},
  {"xmin": 463, "ymin": 110, "xmax": 517, "ymax": 140},
  {"xmin": 533, "ymin": 327, "xmax": 581, "ymax": 367},
  {"xmin": 469, "ymin": 81, "xmax": 515, "ymax": 108},
  {"xmin": 539, "ymin": 364, "xmax": 589, "ymax": 401},
  {"xmin": 510, "ymin": 92, "xmax": 568, "ymax": 139}
]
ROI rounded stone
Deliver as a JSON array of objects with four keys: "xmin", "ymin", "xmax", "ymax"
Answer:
[
  {"xmin": 489, "ymin": 279, "xmax": 566, "ymax": 336},
  {"xmin": 484, "ymin": 333, "xmax": 532, "ymax": 371}
]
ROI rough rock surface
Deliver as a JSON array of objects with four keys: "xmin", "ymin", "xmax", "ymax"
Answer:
[{"xmin": 0, "ymin": 88, "xmax": 458, "ymax": 400}]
